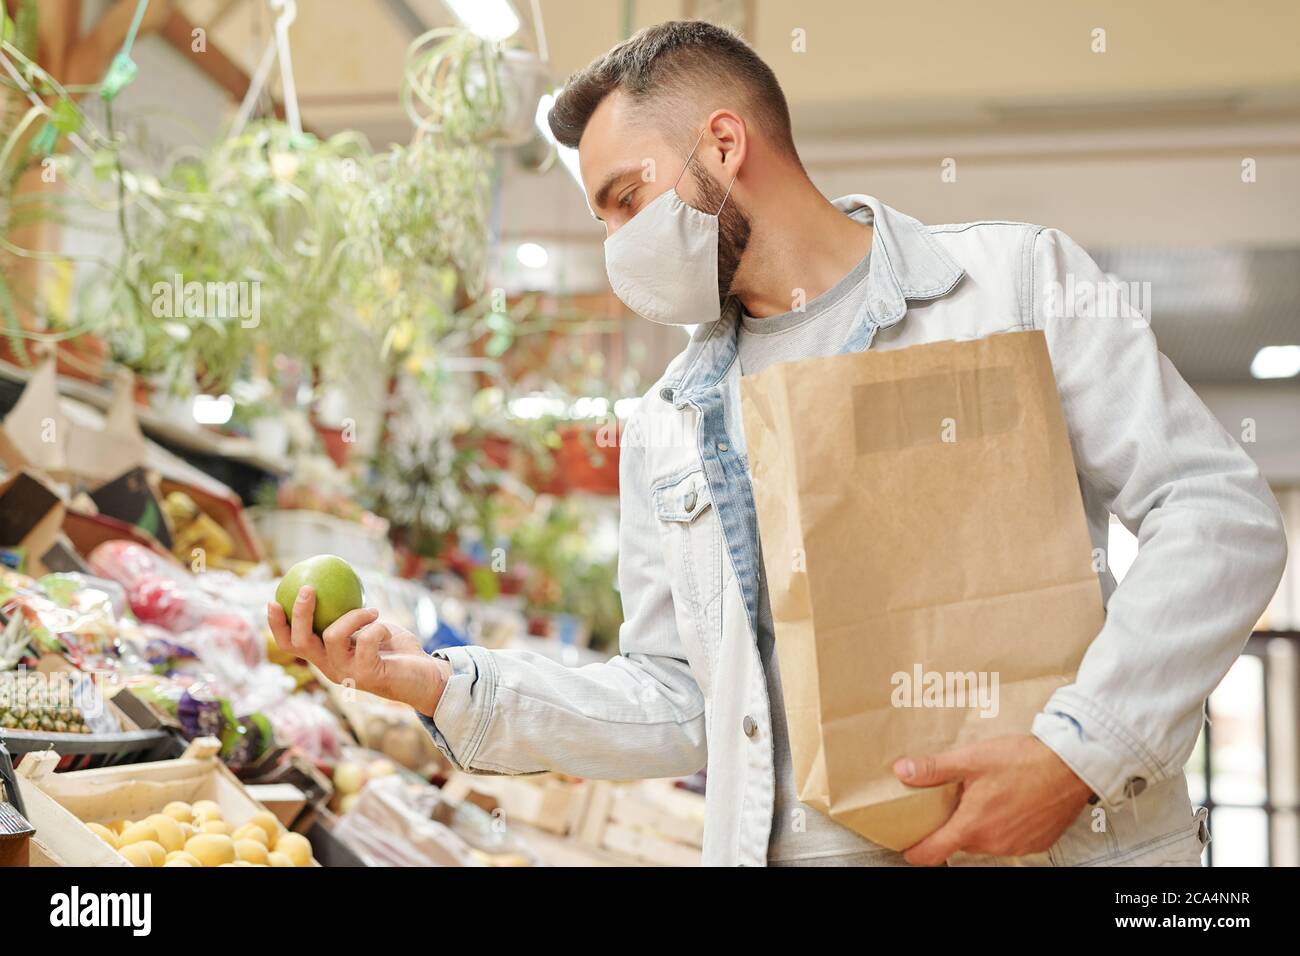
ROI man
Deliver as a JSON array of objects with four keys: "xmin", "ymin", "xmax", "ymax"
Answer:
[{"xmin": 269, "ymin": 21, "xmax": 1287, "ymax": 866}]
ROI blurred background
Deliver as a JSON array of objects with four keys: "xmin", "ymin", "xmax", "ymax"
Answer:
[{"xmin": 0, "ymin": 0, "xmax": 1296, "ymax": 867}]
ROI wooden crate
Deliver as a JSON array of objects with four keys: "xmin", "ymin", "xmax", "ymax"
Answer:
[
  {"xmin": 15, "ymin": 736, "xmax": 277, "ymax": 866},
  {"xmin": 441, "ymin": 772, "xmax": 591, "ymax": 836},
  {"xmin": 574, "ymin": 779, "xmax": 704, "ymax": 866}
]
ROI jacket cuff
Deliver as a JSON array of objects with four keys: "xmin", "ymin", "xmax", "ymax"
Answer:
[
  {"xmin": 1031, "ymin": 689, "xmax": 1166, "ymax": 809},
  {"xmin": 417, "ymin": 645, "xmax": 495, "ymax": 771}
]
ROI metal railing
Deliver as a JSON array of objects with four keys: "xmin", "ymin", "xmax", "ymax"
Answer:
[{"xmin": 1191, "ymin": 631, "xmax": 1299, "ymax": 867}]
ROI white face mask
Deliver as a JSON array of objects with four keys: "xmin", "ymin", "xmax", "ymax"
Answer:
[{"xmin": 603, "ymin": 129, "xmax": 737, "ymax": 326}]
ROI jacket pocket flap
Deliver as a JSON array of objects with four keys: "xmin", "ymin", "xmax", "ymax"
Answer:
[{"xmin": 652, "ymin": 470, "xmax": 712, "ymax": 523}]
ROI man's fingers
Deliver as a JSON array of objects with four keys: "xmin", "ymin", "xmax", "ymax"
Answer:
[
  {"xmin": 352, "ymin": 621, "xmax": 389, "ymax": 675},
  {"xmin": 894, "ymin": 749, "xmax": 970, "ymax": 787},
  {"xmin": 320, "ymin": 609, "xmax": 378, "ymax": 674},
  {"xmin": 904, "ymin": 820, "xmax": 967, "ymax": 867},
  {"xmin": 267, "ymin": 602, "xmax": 292, "ymax": 652},
  {"xmin": 321, "ymin": 607, "xmax": 379, "ymax": 645},
  {"xmin": 904, "ymin": 804, "xmax": 979, "ymax": 866},
  {"xmin": 288, "ymin": 586, "xmax": 325, "ymax": 661}
]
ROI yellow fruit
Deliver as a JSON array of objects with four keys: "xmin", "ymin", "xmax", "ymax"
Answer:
[
  {"xmin": 163, "ymin": 859, "xmax": 195, "ymax": 867},
  {"xmin": 184, "ymin": 833, "xmax": 235, "ymax": 868},
  {"xmin": 166, "ymin": 851, "xmax": 202, "ymax": 866},
  {"xmin": 267, "ymin": 851, "xmax": 294, "ymax": 867},
  {"xmin": 248, "ymin": 810, "xmax": 281, "ymax": 844},
  {"xmin": 191, "ymin": 800, "xmax": 221, "ymax": 818},
  {"xmin": 235, "ymin": 839, "xmax": 269, "ymax": 865},
  {"xmin": 274, "ymin": 832, "xmax": 312, "ymax": 866},
  {"xmin": 233, "ymin": 823, "xmax": 270, "ymax": 847},
  {"xmin": 179, "ymin": 822, "xmax": 197, "ymax": 840},
  {"xmin": 369, "ymin": 759, "xmax": 397, "ymax": 778},
  {"xmin": 118, "ymin": 822, "xmax": 159, "ymax": 847},
  {"xmin": 201, "ymin": 819, "xmax": 232, "ymax": 835},
  {"xmin": 86, "ymin": 823, "xmax": 117, "ymax": 848},
  {"xmin": 333, "ymin": 761, "xmax": 366, "ymax": 796},
  {"xmin": 162, "ymin": 801, "xmax": 192, "ymax": 822},
  {"xmin": 339, "ymin": 793, "xmax": 361, "ymax": 815},
  {"xmin": 120, "ymin": 841, "xmax": 165, "ymax": 867},
  {"xmin": 145, "ymin": 814, "xmax": 185, "ymax": 853},
  {"xmin": 194, "ymin": 807, "xmax": 224, "ymax": 825},
  {"xmin": 108, "ymin": 819, "xmax": 129, "ymax": 834}
]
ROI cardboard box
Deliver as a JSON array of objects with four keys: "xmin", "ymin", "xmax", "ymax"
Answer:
[
  {"xmin": 160, "ymin": 479, "xmax": 262, "ymax": 564},
  {"xmin": 0, "ymin": 469, "xmax": 86, "ymax": 576},
  {"xmin": 89, "ymin": 466, "xmax": 173, "ymax": 550},
  {"xmin": 0, "ymin": 360, "xmax": 146, "ymax": 487}
]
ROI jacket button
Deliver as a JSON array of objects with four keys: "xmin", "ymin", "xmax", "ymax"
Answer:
[
  {"xmin": 1125, "ymin": 777, "xmax": 1148, "ymax": 798},
  {"xmin": 684, "ymin": 490, "xmax": 697, "ymax": 512},
  {"xmin": 742, "ymin": 715, "xmax": 757, "ymax": 737},
  {"xmin": 717, "ymin": 442, "xmax": 729, "ymax": 453}
]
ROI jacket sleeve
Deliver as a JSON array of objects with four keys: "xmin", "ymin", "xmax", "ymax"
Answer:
[
  {"xmin": 1027, "ymin": 227, "xmax": 1287, "ymax": 808},
  {"xmin": 418, "ymin": 413, "xmax": 708, "ymax": 779}
]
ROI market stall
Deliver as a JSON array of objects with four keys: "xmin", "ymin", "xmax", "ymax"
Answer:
[{"xmin": 0, "ymin": 0, "xmax": 700, "ymax": 869}]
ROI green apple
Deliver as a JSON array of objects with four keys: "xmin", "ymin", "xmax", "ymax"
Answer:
[{"xmin": 276, "ymin": 555, "xmax": 365, "ymax": 635}]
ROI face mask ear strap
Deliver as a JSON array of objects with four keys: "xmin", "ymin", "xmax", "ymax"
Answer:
[
  {"xmin": 673, "ymin": 127, "xmax": 711, "ymax": 192},
  {"xmin": 716, "ymin": 172, "xmax": 738, "ymax": 217}
]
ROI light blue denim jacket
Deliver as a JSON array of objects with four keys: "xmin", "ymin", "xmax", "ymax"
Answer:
[{"xmin": 422, "ymin": 196, "xmax": 1287, "ymax": 866}]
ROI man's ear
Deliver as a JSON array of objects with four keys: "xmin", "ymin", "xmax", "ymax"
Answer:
[{"xmin": 706, "ymin": 109, "xmax": 747, "ymax": 177}]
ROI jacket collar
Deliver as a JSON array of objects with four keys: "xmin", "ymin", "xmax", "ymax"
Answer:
[{"xmin": 658, "ymin": 195, "xmax": 965, "ymax": 406}]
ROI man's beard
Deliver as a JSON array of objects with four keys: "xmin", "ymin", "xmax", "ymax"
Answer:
[{"xmin": 689, "ymin": 163, "xmax": 750, "ymax": 305}]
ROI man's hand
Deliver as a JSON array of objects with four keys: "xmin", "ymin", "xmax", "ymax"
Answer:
[
  {"xmin": 267, "ymin": 587, "xmax": 450, "ymax": 718},
  {"xmin": 893, "ymin": 734, "xmax": 1093, "ymax": 866}
]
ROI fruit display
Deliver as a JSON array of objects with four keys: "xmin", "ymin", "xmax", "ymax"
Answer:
[
  {"xmin": 84, "ymin": 801, "xmax": 317, "ymax": 867},
  {"xmin": 330, "ymin": 751, "xmax": 401, "ymax": 815},
  {"xmin": 275, "ymin": 554, "xmax": 365, "ymax": 634},
  {"xmin": 0, "ymin": 671, "xmax": 95, "ymax": 734},
  {"xmin": 0, "ymin": 611, "xmax": 29, "ymax": 669},
  {"xmin": 0, "ymin": 568, "xmax": 136, "ymax": 670}
]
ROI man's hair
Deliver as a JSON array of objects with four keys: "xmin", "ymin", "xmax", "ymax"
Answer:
[{"xmin": 547, "ymin": 19, "xmax": 798, "ymax": 160}]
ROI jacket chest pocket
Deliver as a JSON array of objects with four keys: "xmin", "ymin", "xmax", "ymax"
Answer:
[{"xmin": 652, "ymin": 470, "xmax": 723, "ymax": 675}]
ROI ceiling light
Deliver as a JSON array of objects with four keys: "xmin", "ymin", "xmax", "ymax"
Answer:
[
  {"xmin": 516, "ymin": 242, "xmax": 548, "ymax": 269},
  {"xmin": 192, "ymin": 394, "xmax": 235, "ymax": 425},
  {"xmin": 1250, "ymin": 345, "xmax": 1300, "ymax": 379},
  {"xmin": 444, "ymin": 0, "xmax": 520, "ymax": 41}
]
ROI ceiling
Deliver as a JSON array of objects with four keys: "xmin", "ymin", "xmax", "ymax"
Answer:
[
  {"xmin": 1091, "ymin": 246, "xmax": 1300, "ymax": 385},
  {"xmin": 179, "ymin": 0, "xmax": 1300, "ymax": 144},
  {"xmin": 158, "ymin": 0, "xmax": 1300, "ymax": 388}
]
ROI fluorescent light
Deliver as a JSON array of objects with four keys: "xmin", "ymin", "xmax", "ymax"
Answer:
[
  {"xmin": 444, "ymin": 0, "xmax": 519, "ymax": 41},
  {"xmin": 508, "ymin": 393, "xmax": 629, "ymax": 421},
  {"xmin": 508, "ymin": 394, "xmax": 567, "ymax": 419},
  {"xmin": 193, "ymin": 394, "xmax": 235, "ymax": 425},
  {"xmin": 516, "ymin": 242, "xmax": 549, "ymax": 269},
  {"xmin": 569, "ymin": 396, "xmax": 609, "ymax": 418},
  {"xmin": 1250, "ymin": 345, "xmax": 1300, "ymax": 379}
]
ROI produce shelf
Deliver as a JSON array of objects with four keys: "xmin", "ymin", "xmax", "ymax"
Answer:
[{"xmin": 0, "ymin": 727, "xmax": 181, "ymax": 770}]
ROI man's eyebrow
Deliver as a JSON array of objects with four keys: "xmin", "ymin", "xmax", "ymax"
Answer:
[{"xmin": 592, "ymin": 164, "xmax": 644, "ymax": 215}]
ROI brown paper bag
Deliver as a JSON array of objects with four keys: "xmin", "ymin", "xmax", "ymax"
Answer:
[{"xmin": 740, "ymin": 330, "xmax": 1104, "ymax": 851}]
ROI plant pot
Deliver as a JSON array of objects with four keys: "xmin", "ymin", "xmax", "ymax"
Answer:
[
  {"xmin": 314, "ymin": 423, "xmax": 350, "ymax": 468},
  {"xmin": 543, "ymin": 425, "xmax": 620, "ymax": 496}
]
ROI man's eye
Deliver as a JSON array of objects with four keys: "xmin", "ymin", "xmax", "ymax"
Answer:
[{"xmin": 618, "ymin": 190, "xmax": 635, "ymax": 209}]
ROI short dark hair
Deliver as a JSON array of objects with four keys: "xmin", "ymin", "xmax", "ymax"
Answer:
[{"xmin": 547, "ymin": 19, "xmax": 798, "ymax": 160}]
